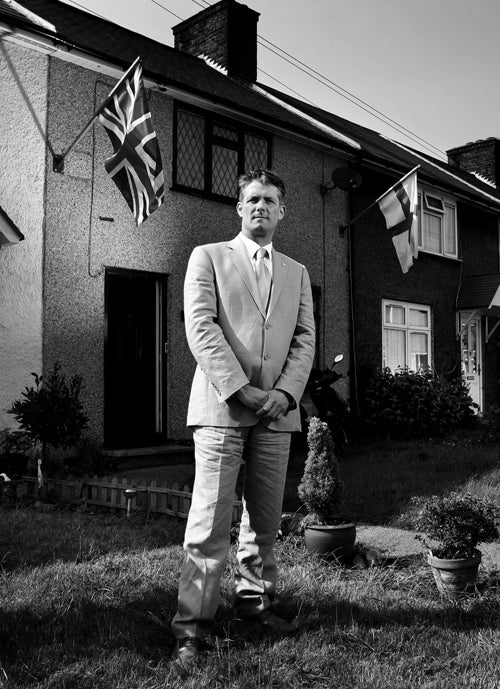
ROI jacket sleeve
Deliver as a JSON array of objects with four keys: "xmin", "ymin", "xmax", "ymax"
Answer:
[
  {"xmin": 184, "ymin": 245, "xmax": 249, "ymax": 402},
  {"xmin": 272, "ymin": 264, "xmax": 315, "ymax": 405}
]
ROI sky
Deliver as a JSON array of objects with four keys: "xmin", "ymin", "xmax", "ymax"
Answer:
[{"xmin": 60, "ymin": 0, "xmax": 500, "ymax": 161}]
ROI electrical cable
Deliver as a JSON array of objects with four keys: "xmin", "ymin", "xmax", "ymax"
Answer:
[
  {"xmin": 63, "ymin": 0, "xmax": 447, "ymax": 159},
  {"xmin": 189, "ymin": 0, "xmax": 446, "ymax": 158}
]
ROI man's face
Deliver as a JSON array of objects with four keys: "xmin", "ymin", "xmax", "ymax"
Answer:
[{"xmin": 237, "ymin": 181, "xmax": 285, "ymax": 245}]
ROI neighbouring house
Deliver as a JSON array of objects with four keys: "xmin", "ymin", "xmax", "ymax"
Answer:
[{"xmin": 0, "ymin": 0, "xmax": 499, "ymax": 460}]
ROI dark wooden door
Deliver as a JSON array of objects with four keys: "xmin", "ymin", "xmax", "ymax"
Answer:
[{"xmin": 105, "ymin": 269, "xmax": 166, "ymax": 448}]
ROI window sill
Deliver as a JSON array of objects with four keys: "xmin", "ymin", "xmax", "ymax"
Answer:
[
  {"xmin": 170, "ymin": 184, "xmax": 237, "ymax": 206},
  {"xmin": 418, "ymin": 249, "xmax": 462, "ymax": 262}
]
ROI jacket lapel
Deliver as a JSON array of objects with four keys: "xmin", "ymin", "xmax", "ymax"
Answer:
[
  {"xmin": 268, "ymin": 251, "xmax": 289, "ymax": 316},
  {"xmin": 226, "ymin": 237, "xmax": 265, "ymax": 315}
]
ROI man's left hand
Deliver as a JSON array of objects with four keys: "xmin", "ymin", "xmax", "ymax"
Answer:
[{"xmin": 255, "ymin": 390, "xmax": 289, "ymax": 421}]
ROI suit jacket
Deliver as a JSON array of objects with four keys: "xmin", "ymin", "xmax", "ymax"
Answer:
[{"xmin": 184, "ymin": 234, "xmax": 315, "ymax": 432}]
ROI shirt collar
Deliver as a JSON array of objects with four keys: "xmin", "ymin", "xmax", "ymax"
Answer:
[{"xmin": 238, "ymin": 232, "xmax": 273, "ymax": 261}]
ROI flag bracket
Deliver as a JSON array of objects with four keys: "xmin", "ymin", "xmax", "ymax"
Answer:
[
  {"xmin": 51, "ymin": 56, "xmax": 142, "ymax": 176},
  {"xmin": 337, "ymin": 165, "xmax": 420, "ymax": 239},
  {"xmin": 53, "ymin": 154, "xmax": 64, "ymax": 173}
]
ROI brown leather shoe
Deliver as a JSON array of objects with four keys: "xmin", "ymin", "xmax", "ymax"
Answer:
[
  {"xmin": 247, "ymin": 610, "xmax": 299, "ymax": 637},
  {"xmin": 172, "ymin": 637, "xmax": 213, "ymax": 666}
]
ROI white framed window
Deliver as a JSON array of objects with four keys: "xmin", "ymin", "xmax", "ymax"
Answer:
[
  {"xmin": 418, "ymin": 189, "xmax": 457, "ymax": 258},
  {"xmin": 382, "ymin": 299, "xmax": 432, "ymax": 371}
]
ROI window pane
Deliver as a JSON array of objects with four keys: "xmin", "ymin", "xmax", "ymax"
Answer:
[
  {"xmin": 422, "ymin": 213, "xmax": 442, "ymax": 252},
  {"xmin": 385, "ymin": 304, "xmax": 405, "ymax": 325},
  {"xmin": 245, "ymin": 133, "xmax": 269, "ymax": 171},
  {"xmin": 213, "ymin": 123, "xmax": 238, "ymax": 141},
  {"xmin": 177, "ymin": 110, "xmax": 205, "ymax": 190},
  {"xmin": 444, "ymin": 203, "xmax": 456, "ymax": 255},
  {"xmin": 410, "ymin": 332, "xmax": 428, "ymax": 371},
  {"xmin": 383, "ymin": 329, "xmax": 406, "ymax": 370},
  {"xmin": 212, "ymin": 145, "xmax": 238, "ymax": 197},
  {"xmin": 409, "ymin": 308, "xmax": 428, "ymax": 327}
]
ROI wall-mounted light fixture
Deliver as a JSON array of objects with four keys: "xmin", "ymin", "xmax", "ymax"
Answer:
[{"xmin": 320, "ymin": 165, "xmax": 362, "ymax": 195}]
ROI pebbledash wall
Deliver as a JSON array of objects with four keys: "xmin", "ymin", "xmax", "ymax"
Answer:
[
  {"xmin": 42, "ymin": 57, "xmax": 350, "ymax": 444},
  {"xmin": 0, "ymin": 43, "xmax": 47, "ymax": 429}
]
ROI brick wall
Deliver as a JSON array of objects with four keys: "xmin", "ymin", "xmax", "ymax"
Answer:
[
  {"xmin": 447, "ymin": 138, "xmax": 500, "ymax": 187},
  {"xmin": 173, "ymin": 0, "xmax": 259, "ymax": 81}
]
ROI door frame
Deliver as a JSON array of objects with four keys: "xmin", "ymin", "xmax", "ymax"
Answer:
[
  {"xmin": 458, "ymin": 310, "xmax": 483, "ymax": 413},
  {"xmin": 104, "ymin": 267, "xmax": 168, "ymax": 447}
]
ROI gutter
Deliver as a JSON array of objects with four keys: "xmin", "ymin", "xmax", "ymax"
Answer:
[
  {"xmin": 0, "ymin": 19, "xmax": 356, "ymax": 157},
  {"xmin": 385, "ymin": 136, "xmax": 500, "ymax": 209},
  {"xmin": 252, "ymin": 83, "xmax": 361, "ymax": 152}
]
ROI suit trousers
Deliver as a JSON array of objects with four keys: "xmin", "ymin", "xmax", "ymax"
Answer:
[{"xmin": 171, "ymin": 422, "xmax": 291, "ymax": 639}]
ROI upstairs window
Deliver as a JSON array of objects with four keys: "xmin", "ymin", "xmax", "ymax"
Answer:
[
  {"xmin": 382, "ymin": 299, "xmax": 431, "ymax": 372},
  {"xmin": 418, "ymin": 189, "xmax": 457, "ymax": 258},
  {"xmin": 174, "ymin": 104, "xmax": 272, "ymax": 201}
]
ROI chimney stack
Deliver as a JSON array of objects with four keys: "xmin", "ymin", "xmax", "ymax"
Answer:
[
  {"xmin": 447, "ymin": 138, "xmax": 500, "ymax": 187},
  {"xmin": 173, "ymin": 0, "xmax": 260, "ymax": 82}
]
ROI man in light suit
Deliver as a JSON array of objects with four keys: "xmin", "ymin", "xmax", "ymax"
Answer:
[{"xmin": 172, "ymin": 170, "xmax": 315, "ymax": 665}]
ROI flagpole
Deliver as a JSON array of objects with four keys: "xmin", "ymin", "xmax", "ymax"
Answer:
[
  {"xmin": 53, "ymin": 56, "xmax": 141, "ymax": 173},
  {"xmin": 339, "ymin": 165, "xmax": 420, "ymax": 237}
]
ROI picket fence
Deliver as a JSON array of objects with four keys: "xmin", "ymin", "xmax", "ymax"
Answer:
[{"xmin": 14, "ymin": 475, "xmax": 243, "ymax": 522}]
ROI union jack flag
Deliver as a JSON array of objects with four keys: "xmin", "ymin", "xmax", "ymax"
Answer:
[{"xmin": 99, "ymin": 60, "xmax": 164, "ymax": 225}]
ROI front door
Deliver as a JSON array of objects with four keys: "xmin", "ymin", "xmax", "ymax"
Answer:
[
  {"xmin": 105, "ymin": 269, "xmax": 166, "ymax": 447},
  {"xmin": 459, "ymin": 312, "xmax": 482, "ymax": 413}
]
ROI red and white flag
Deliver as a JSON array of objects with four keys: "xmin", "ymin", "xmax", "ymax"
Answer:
[
  {"xmin": 378, "ymin": 170, "xmax": 418, "ymax": 273},
  {"xmin": 99, "ymin": 60, "xmax": 164, "ymax": 225}
]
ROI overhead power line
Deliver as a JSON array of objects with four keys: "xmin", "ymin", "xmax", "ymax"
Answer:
[
  {"xmin": 189, "ymin": 0, "xmax": 445, "ymax": 159},
  {"xmin": 64, "ymin": 0, "xmax": 447, "ymax": 159}
]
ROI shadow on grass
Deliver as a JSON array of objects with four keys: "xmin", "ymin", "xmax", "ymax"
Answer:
[{"xmin": 0, "ymin": 588, "xmax": 180, "ymax": 682}]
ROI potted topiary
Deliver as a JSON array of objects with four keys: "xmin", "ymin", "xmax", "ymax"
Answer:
[
  {"xmin": 412, "ymin": 491, "xmax": 499, "ymax": 597},
  {"xmin": 298, "ymin": 416, "xmax": 356, "ymax": 561}
]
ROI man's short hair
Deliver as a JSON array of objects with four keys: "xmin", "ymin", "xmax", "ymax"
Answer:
[{"xmin": 237, "ymin": 170, "xmax": 286, "ymax": 202}]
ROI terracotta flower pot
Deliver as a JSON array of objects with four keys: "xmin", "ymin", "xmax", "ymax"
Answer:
[
  {"xmin": 427, "ymin": 550, "xmax": 482, "ymax": 597},
  {"xmin": 304, "ymin": 522, "xmax": 356, "ymax": 562}
]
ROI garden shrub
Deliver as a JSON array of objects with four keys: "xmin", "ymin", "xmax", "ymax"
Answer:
[
  {"xmin": 8, "ymin": 362, "xmax": 88, "ymax": 474},
  {"xmin": 361, "ymin": 368, "xmax": 475, "ymax": 439},
  {"xmin": 298, "ymin": 416, "xmax": 345, "ymax": 525}
]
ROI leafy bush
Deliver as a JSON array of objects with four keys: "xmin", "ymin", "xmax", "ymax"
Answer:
[
  {"xmin": 8, "ymin": 362, "xmax": 88, "ymax": 454},
  {"xmin": 411, "ymin": 492, "xmax": 499, "ymax": 559},
  {"xmin": 0, "ymin": 428, "xmax": 31, "ymax": 477},
  {"xmin": 298, "ymin": 416, "xmax": 344, "ymax": 525},
  {"xmin": 361, "ymin": 368, "xmax": 475, "ymax": 439}
]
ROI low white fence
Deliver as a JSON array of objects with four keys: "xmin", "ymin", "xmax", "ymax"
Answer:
[{"xmin": 14, "ymin": 475, "xmax": 243, "ymax": 522}]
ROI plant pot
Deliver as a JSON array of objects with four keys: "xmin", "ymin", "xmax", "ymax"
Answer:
[
  {"xmin": 304, "ymin": 522, "xmax": 356, "ymax": 562},
  {"xmin": 427, "ymin": 550, "xmax": 482, "ymax": 597}
]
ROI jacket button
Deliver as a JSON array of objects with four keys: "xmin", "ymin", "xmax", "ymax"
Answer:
[{"xmin": 264, "ymin": 354, "xmax": 270, "ymax": 360}]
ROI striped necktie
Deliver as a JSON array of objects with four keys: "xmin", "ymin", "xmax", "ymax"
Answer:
[{"xmin": 255, "ymin": 247, "xmax": 272, "ymax": 311}]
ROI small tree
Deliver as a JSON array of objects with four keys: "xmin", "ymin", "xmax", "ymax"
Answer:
[
  {"xmin": 8, "ymin": 362, "xmax": 88, "ymax": 476},
  {"xmin": 298, "ymin": 416, "xmax": 344, "ymax": 526}
]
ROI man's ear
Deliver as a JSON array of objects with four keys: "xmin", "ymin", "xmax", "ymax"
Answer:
[
  {"xmin": 279, "ymin": 204, "xmax": 286, "ymax": 220},
  {"xmin": 236, "ymin": 201, "xmax": 243, "ymax": 218}
]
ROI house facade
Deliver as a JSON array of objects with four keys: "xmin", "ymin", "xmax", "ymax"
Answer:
[
  {"xmin": 1, "ymin": 0, "xmax": 499, "ymax": 456},
  {"xmin": 0, "ymin": 0, "xmax": 353, "ymax": 448}
]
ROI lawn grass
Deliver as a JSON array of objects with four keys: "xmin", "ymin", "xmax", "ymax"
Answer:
[{"xmin": 1, "ymin": 435, "xmax": 499, "ymax": 688}]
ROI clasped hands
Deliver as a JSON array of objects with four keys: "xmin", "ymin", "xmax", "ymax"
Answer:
[{"xmin": 235, "ymin": 384, "xmax": 289, "ymax": 421}]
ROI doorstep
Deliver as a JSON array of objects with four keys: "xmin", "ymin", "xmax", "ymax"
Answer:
[{"xmin": 101, "ymin": 444, "xmax": 194, "ymax": 469}]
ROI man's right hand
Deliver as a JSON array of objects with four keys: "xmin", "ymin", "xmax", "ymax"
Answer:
[{"xmin": 235, "ymin": 384, "xmax": 268, "ymax": 411}]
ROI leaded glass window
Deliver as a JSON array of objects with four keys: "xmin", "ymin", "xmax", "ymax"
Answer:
[{"xmin": 174, "ymin": 105, "xmax": 272, "ymax": 200}]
